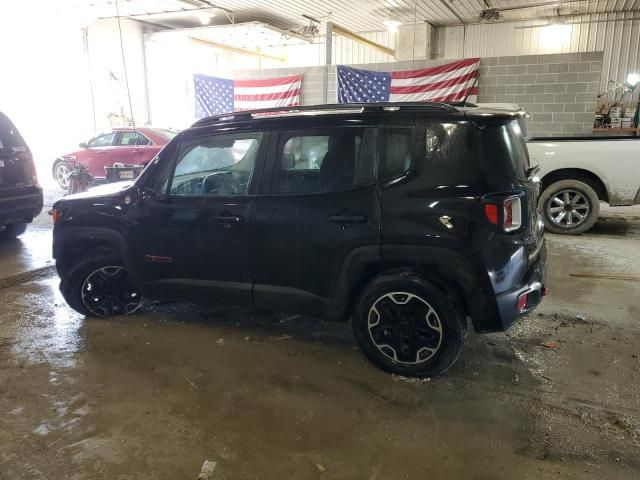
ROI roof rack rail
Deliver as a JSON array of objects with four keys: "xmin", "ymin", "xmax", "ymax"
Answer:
[{"xmin": 191, "ymin": 102, "xmax": 458, "ymax": 127}]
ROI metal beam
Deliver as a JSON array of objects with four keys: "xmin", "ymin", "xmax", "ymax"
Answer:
[
  {"xmin": 331, "ymin": 24, "xmax": 395, "ymax": 57},
  {"xmin": 189, "ymin": 37, "xmax": 286, "ymax": 62},
  {"xmin": 439, "ymin": 0, "xmax": 465, "ymax": 24}
]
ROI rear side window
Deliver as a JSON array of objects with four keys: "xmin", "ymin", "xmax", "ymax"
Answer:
[
  {"xmin": 379, "ymin": 127, "xmax": 414, "ymax": 180},
  {"xmin": 274, "ymin": 127, "xmax": 376, "ymax": 194},
  {"xmin": 117, "ymin": 131, "xmax": 150, "ymax": 146},
  {"xmin": 0, "ymin": 113, "xmax": 28, "ymax": 152}
]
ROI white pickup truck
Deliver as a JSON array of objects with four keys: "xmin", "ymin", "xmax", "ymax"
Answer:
[{"xmin": 527, "ymin": 137, "xmax": 640, "ymax": 234}]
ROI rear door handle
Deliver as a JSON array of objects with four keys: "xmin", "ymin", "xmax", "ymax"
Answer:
[
  {"xmin": 213, "ymin": 215, "xmax": 243, "ymax": 224},
  {"xmin": 97, "ymin": 151, "xmax": 108, "ymax": 155},
  {"xmin": 329, "ymin": 214, "xmax": 367, "ymax": 224}
]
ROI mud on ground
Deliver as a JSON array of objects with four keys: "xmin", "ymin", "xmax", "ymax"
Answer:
[{"xmin": 0, "ymin": 205, "xmax": 639, "ymax": 479}]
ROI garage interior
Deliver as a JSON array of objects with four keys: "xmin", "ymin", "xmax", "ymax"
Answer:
[{"xmin": 1, "ymin": 1, "xmax": 639, "ymax": 479}]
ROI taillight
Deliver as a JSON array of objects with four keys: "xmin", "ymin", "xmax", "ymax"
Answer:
[
  {"xmin": 27, "ymin": 155, "xmax": 39, "ymax": 186},
  {"xmin": 50, "ymin": 208, "xmax": 61, "ymax": 224},
  {"xmin": 503, "ymin": 196, "xmax": 522, "ymax": 232},
  {"xmin": 484, "ymin": 204, "xmax": 499, "ymax": 225},
  {"xmin": 484, "ymin": 195, "xmax": 522, "ymax": 232},
  {"xmin": 517, "ymin": 292, "xmax": 528, "ymax": 312}
]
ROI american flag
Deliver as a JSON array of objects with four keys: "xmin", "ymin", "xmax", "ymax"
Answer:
[
  {"xmin": 337, "ymin": 58, "xmax": 480, "ymax": 104},
  {"xmin": 194, "ymin": 73, "xmax": 302, "ymax": 118}
]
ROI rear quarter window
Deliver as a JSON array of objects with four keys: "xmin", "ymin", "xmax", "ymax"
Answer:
[{"xmin": 421, "ymin": 121, "xmax": 482, "ymax": 185}]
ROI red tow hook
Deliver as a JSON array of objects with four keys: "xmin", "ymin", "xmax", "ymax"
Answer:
[{"xmin": 541, "ymin": 287, "xmax": 549, "ymax": 297}]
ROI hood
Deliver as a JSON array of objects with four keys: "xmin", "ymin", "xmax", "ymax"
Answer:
[{"xmin": 60, "ymin": 181, "xmax": 134, "ymax": 202}]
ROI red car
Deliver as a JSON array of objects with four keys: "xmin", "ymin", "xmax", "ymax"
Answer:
[{"xmin": 52, "ymin": 127, "xmax": 176, "ymax": 188}]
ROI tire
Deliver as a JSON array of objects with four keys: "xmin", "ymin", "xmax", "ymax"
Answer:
[
  {"xmin": 539, "ymin": 179, "xmax": 600, "ymax": 235},
  {"xmin": 352, "ymin": 274, "xmax": 465, "ymax": 377},
  {"xmin": 53, "ymin": 159, "xmax": 72, "ymax": 190},
  {"xmin": 0, "ymin": 223, "xmax": 28, "ymax": 241},
  {"xmin": 59, "ymin": 252, "xmax": 144, "ymax": 317}
]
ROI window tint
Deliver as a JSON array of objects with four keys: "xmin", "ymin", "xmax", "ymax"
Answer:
[
  {"xmin": 88, "ymin": 132, "xmax": 114, "ymax": 148},
  {"xmin": 117, "ymin": 131, "xmax": 150, "ymax": 146},
  {"xmin": 275, "ymin": 128, "xmax": 375, "ymax": 194},
  {"xmin": 379, "ymin": 127, "xmax": 414, "ymax": 180},
  {"xmin": 169, "ymin": 132, "xmax": 262, "ymax": 196}
]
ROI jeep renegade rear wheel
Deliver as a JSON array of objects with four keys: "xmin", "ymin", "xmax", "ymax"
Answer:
[
  {"xmin": 352, "ymin": 275, "xmax": 465, "ymax": 377},
  {"xmin": 60, "ymin": 253, "xmax": 144, "ymax": 317}
]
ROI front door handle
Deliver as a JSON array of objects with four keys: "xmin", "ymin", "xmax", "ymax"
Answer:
[
  {"xmin": 329, "ymin": 214, "xmax": 367, "ymax": 224},
  {"xmin": 213, "ymin": 215, "xmax": 243, "ymax": 224}
]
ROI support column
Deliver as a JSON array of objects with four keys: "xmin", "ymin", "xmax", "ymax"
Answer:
[{"xmin": 323, "ymin": 22, "xmax": 333, "ymax": 104}]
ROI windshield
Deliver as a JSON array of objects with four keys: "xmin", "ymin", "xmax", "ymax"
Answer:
[
  {"xmin": 150, "ymin": 128, "xmax": 178, "ymax": 141},
  {"xmin": 0, "ymin": 113, "xmax": 28, "ymax": 153}
]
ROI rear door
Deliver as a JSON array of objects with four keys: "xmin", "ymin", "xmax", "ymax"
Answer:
[
  {"xmin": 252, "ymin": 123, "xmax": 380, "ymax": 315},
  {"xmin": 113, "ymin": 131, "xmax": 149, "ymax": 165}
]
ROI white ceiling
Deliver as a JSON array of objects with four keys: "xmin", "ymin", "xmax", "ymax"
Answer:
[{"xmin": 18, "ymin": 0, "xmax": 640, "ymax": 31}]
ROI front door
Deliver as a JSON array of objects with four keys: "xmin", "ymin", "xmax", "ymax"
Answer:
[
  {"xmin": 252, "ymin": 124, "xmax": 380, "ymax": 316},
  {"xmin": 132, "ymin": 129, "xmax": 267, "ymax": 303}
]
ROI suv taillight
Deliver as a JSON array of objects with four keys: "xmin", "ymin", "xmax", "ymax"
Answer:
[
  {"xmin": 27, "ymin": 155, "xmax": 39, "ymax": 186},
  {"xmin": 484, "ymin": 195, "xmax": 522, "ymax": 232},
  {"xmin": 503, "ymin": 196, "xmax": 522, "ymax": 232}
]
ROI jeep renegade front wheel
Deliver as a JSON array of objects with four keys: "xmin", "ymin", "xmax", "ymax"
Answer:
[
  {"xmin": 60, "ymin": 253, "xmax": 144, "ymax": 317},
  {"xmin": 352, "ymin": 275, "xmax": 465, "ymax": 377}
]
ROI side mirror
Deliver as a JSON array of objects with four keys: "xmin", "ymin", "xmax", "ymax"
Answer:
[
  {"xmin": 141, "ymin": 187, "xmax": 170, "ymax": 203},
  {"xmin": 79, "ymin": 142, "xmax": 87, "ymax": 148}
]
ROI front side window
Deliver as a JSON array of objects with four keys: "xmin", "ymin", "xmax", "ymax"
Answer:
[
  {"xmin": 88, "ymin": 132, "xmax": 115, "ymax": 148},
  {"xmin": 118, "ymin": 131, "xmax": 150, "ymax": 146},
  {"xmin": 274, "ymin": 127, "xmax": 375, "ymax": 194},
  {"xmin": 169, "ymin": 132, "xmax": 262, "ymax": 196}
]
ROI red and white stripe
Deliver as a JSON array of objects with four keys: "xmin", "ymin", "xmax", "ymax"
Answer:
[
  {"xmin": 234, "ymin": 74, "xmax": 302, "ymax": 111},
  {"xmin": 390, "ymin": 58, "xmax": 480, "ymax": 103}
]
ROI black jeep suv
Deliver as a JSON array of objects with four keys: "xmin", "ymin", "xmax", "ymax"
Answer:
[
  {"xmin": 1, "ymin": 112, "xmax": 43, "ymax": 240},
  {"xmin": 52, "ymin": 103, "xmax": 546, "ymax": 377}
]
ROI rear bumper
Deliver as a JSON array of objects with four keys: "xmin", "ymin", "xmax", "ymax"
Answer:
[
  {"xmin": 0, "ymin": 189, "xmax": 43, "ymax": 225},
  {"xmin": 494, "ymin": 240, "xmax": 548, "ymax": 330}
]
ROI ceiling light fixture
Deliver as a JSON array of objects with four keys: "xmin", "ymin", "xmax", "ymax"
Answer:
[
  {"xmin": 383, "ymin": 19, "xmax": 402, "ymax": 33},
  {"xmin": 198, "ymin": 12, "xmax": 213, "ymax": 25},
  {"xmin": 627, "ymin": 73, "xmax": 640, "ymax": 87}
]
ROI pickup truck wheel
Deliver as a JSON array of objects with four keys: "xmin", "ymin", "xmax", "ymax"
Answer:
[
  {"xmin": 0, "ymin": 223, "xmax": 28, "ymax": 241},
  {"xmin": 60, "ymin": 253, "xmax": 144, "ymax": 317},
  {"xmin": 352, "ymin": 275, "xmax": 464, "ymax": 377},
  {"xmin": 539, "ymin": 180, "xmax": 600, "ymax": 235}
]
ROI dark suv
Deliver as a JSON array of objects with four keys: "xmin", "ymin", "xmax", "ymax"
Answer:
[
  {"xmin": 0, "ymin": 112, "xmax": 42, "ymax": 240},
  {"xmin": 52, "ymin": 103, "xmax": 547, "ymax": 377}
]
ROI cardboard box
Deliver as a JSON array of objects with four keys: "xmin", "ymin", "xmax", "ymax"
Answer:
[
  {"xmin": 610, "ymin": 106, "xmax": 622, "ymax": 118},
  {"xmin": 621, "ymin": 118, "xmax": 632, "ymax": 128},
  {"xmin": 610, "ymin": 118, "xmax": 622, "ymax": 128}
]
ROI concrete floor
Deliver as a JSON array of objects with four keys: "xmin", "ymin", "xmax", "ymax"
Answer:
[{"xmin": 1, "ymin": 191, "xmax": 639, "ymax": 479}]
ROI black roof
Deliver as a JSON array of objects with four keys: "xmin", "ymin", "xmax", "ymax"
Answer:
[{"xmin": 191, "ymin": 102, "xmax": 525, "ymax": 128}]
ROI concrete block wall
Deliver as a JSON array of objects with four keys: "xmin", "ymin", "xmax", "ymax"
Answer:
[
  {"xmin": 478, "ymin": 52, "xmax": 602, "ymax": 137},
  {"xmin": 233, "ymin": 52, "xmax": 603, "ymax": 137}
]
